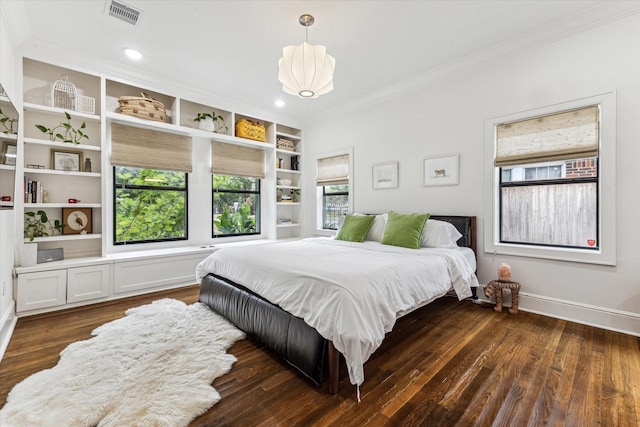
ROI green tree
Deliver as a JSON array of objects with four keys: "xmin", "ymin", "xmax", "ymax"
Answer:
[
  {"xmin": 212, "ymin": 174, "xmax": 259, "ymax": 236},
  {"xmin": 115, "ymin": 167, "xmax": 187, "ymax": 243}
]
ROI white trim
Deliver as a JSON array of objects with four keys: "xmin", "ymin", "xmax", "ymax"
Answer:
[
  {"xmin": 0, "ymin": 300, "xmax": 17, "ymax": 362},
  {"xmin": 483, "ymin": 92, "xmax": 616, "ymax": 265},
  {"xmin": 518, "ymin": 293, "xmax": 640, "ymax": 337}
]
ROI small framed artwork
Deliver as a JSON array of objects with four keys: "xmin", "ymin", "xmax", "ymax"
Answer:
[
  {"xmin": 2, "ymin": 142, "xmax": 16, "ymax": 166},
  {"xmin": 51, "ymin": 148, "xmax": 83, "ymax": 172},
  {"xmin": 62, "ymin": 208, "xmax": 92, "ymax": 235},
  {"xmin": 372, "ymin": 161, "xmax": 399, "ymax": 190},
  {"xmin": 423, "ymin": 154, "xmax": 459, "ymax": 186}
]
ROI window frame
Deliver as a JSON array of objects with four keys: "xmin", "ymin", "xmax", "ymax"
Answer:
[
  {"xmin": 113, "ymin": 166, "xmax": 189, "ymax": 245},
  {"xmin": 211, "ymin": 174, "xmax": 261, "ymax": 238},
  {"xmin": 483, "ymin": 92, "xmax": 616, "ymax": 265},
  {"xmin": 321, "ymin": 184, "xmax": 349, "ymax": 230}
]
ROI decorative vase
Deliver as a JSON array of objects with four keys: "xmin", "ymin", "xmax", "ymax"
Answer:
[{"xmin": 198, "ymin": 117, "xmax": 215, "ymax": 132}]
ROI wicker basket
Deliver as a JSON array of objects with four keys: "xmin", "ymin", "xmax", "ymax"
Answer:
[
  {"xmin": 236, "ymin": 119, "xmax": 266, "ymax": 142},
  {"xmin": 118, "ymin": 92, "xmax": 166, "ymax": 122},
  {"xmin": 276, "ymin": 138, "xmax": 295, "ymax": 151}
]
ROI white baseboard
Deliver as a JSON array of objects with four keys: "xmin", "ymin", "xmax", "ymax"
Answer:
[
  {"xmin": 0, "ymin": 301, "xmax": 17, "ymax": 362},
  {"xmin": 476, "ymin": 287, "xmax": 640, "ymax": 337}
]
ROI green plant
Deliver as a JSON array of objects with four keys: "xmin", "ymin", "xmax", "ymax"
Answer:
[
  {"xmin": 0, "ymin": 107, "xmax": 17, "ymax": 135},
  {"xmin": 290, "ymin": 189, "xmax": 300, "ymax": 202},
  {"xmin": 214, "ymin": 202, "xmax": 256, "ymax": 234},
  {"xmin": 193, "ymin": 111, "xmax": 228, "ymax": 134},
  {"xmin": 35, "ymin": 111, "xmax": 89, "ymax": 144},
  {"xmin": 24, "ymin": 210, "xmax": 64, "ymax": 241}
]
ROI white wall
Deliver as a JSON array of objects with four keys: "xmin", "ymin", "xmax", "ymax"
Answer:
[
  {"xmin": 0, "ymin": 2, "xmax": 18, "ymax": 359},
  {"xmin": 302, "ymin": 14, "xmax": 640, "ymax": 335}
]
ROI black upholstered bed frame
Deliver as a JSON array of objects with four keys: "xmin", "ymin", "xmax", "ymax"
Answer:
[{"xmin": 199, "ymin": 215, "xmax": 476, "ymax": 393}]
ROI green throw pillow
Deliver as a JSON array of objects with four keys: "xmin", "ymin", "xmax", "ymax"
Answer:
[
  {"xmin": 336, "ymin": 214, "xmax": 375, "ymax": 242},
  {"xmin": 381, "ymin": 211, "xmax": 430, "ymax": 249}
]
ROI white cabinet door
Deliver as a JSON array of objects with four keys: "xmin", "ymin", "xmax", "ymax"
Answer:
[
  {"xmin": 67, "ymin": 264, "xmax": 110, "ymax": 303},
  {"xmin": 17, "ymin": 270, "xmax": 67, "ymax": 312},
  {"xmin": 114, "ymin": 253, "xmax": 208, "ymax": 294}
]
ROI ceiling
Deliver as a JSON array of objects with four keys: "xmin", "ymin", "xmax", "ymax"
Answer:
[{"xmin": 5, "ymin": 1, "xmax": 640, "ymax": 124}]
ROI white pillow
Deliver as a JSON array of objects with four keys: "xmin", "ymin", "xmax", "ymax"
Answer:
[
  {"xmin": 354, "ymin": 213, "xmax": 388, "ymax": 241},
  {"xmin": 420, "ymin": 219, "xmax": 463, "ymax": 248}
]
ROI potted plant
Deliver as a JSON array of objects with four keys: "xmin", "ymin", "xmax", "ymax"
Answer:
[
  {"xmin": 0, "ymin": 107, "xmax": 17, "ymax": 135},
  {"xmin": 35, "ymin": 111, "xmax": 88, "ymax": 144},
  {"xmin": 24, "ymin": 210, "xmax": 65, "ymax": 241},
  {"xmin": 194, "ymin": 111, "xmax": 228, "ymax": 134}
]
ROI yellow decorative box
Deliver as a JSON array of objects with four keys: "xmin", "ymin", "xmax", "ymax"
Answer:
[{"xmin": 235, "ymin": 119, "xmax": 266, "ymax": 142}]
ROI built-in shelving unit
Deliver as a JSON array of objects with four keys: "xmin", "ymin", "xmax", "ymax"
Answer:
[
  {"xmin": 22, "ymin": 58, "xmax": 103, "ymax": 261},
  {"xmin": 13, "ymin": 56, "xmax": 303, "ymax": 316},
  {"xmin": 0, "ymin": 92, "xmax": 18, "ymax": 210},
  {"xmin": 274, "ymin": 124, "xmax": 302, "ymax": 238}
]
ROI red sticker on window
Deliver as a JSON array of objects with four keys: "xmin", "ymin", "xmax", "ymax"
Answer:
[{"xmin": 587, "ymin": 239, "xmax": 596, "ymax": 246}]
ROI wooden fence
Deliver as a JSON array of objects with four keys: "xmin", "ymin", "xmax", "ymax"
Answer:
[{"xmin": 501, "ymin": 182, "xmax": 597, "ymax": 247}]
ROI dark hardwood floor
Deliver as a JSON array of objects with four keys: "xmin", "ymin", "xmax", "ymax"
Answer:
[{"xmin": 1, "ymin": 285, "xmax": 639, "ymax": 426}]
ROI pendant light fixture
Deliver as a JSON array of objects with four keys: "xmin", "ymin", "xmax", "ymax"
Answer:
[{"xmin": 278, "ymin": 14, "xmax": 335, "ymax": 98}]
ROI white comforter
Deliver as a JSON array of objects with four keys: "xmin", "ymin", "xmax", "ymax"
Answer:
[{"xmin": 195, "ymin": 237, "xmax": 479, "ymax": 387}]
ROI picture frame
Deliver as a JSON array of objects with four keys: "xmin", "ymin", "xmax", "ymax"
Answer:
[
  {"xmin": 423, "ymin": 154, "xmax": 459, "ymax": 186},
  {"xmin": 2, "ymin": 142, "xmax": 16, "ymax": 166},
  {"xmin": 62, "ymin": 207, "xmax": 92, "ymax": 235},
  {"xmin": 372, "ymin": 161, "xmax": 399, "ymax": 190},
  {"xmin": 51, "ymin": 148, "xmax": 83, "ymax": 172}
]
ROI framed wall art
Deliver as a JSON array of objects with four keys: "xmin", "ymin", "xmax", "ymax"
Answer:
[
  {"xmin": 51, "ymin": 148, "xmax": 83, "ymax": 172},
  {"xmin": 62, "ymin": 207, "xmax": 92, "ymax": 235},
  {"xmin": 423, "ymin": 154, "xmax": 459, "ymax": 186},
  {"xmin": 372, "ymin": 161, "xmax": 398, "ymax": 190},
  {"xmin": 2, "ymin": 142, "xmax": 16, "ymax": 166}
]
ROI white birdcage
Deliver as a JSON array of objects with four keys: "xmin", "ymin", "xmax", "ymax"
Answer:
[
  {"xmin": 52, "ymin": 75, "xmax": 77, "ymax": 110},
  {"xmin": 76, "ymin": 95, "xmax": 96, "ymax": 114}
]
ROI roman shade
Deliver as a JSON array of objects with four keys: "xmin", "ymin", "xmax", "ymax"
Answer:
[
  {"xmin": 495, "ymin": 105, "xmax": 599, "ymax": 167},
  {"xmin": 211, "ymin": 141, "xmax": 265, "ymax": 179},
  {"xmin": 111, "ymin": 123, "xmax": 192, "ymax": 172},
  {"xmin": 316, "ymin": 154, "xmax": 349, "ymax": 186}
]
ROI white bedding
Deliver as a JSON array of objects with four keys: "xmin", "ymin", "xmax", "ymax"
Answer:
[{"xmin": 195, "ymin": 237, "xmax": 479, "ymax": 388}]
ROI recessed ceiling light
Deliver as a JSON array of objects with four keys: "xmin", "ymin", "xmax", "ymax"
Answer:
[
  {"xmin": 124, "ymin": 48, "xmax": 142, "ymax": 60},
  {"xmin": 275, "ymin": 100, "xmax": 285, "ymax": 108}
]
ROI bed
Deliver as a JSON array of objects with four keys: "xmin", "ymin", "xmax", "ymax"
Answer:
[{"xmin": 196, "ymin": 214, "xmax": 478, "ymax": 396}]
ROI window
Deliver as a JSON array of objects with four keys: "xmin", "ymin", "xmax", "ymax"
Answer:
[
  {"xmin": 484, "ymin": 93, "xmax": 616, "ymax": 265},
  {"xmin": 212, "ymin": 175, "xmax": 260, "ymax": 237},
  {"xmin": 114, "ymin": 167, "xmax": 188, "ymax": 244},
  {"xmin": 500, "ymin": 158, "xmax": 598, "ymax": 249},
  {"xmin": 322, "ymin": 184, "xmax": 349, "ymax": 230},
  {"xmin": 316, "ymin": 152, "xmax": 351, "ymax": 231},
  {"xmin": 110, "ymin": 123, "xmax": 192, "ymax": 245}
]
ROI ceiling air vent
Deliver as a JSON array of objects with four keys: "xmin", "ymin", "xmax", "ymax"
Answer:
[{"xmin": 106, "ymin": 0, "xmax": 141, "ymax": 26}]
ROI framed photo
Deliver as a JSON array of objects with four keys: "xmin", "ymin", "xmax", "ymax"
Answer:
[
  {"xmin": 372, "ymin": 161, "xmax": 399, "ymax": 190},
  {"xmin": 2, "ymin": 142, "xmax": 16, "ymax": 166},
  {"xmin": 51, "ymin": 148, "xmax": 83, "ymax": 172},
  {"xmin": 62, "ymin": 208, "xmax": 92, "ymax": 235},
  {"xmin": 423, "ymin": 154, "xmax": 459, "ymax": 186}
]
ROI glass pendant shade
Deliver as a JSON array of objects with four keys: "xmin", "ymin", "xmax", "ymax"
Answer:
[{"xmin": 278, "ymin": 41, "xmax": 335, "ymax": 98}]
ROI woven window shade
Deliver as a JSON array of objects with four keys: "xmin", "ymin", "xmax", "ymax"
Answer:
[
  {"xmin": 316, "ymin": 154, "xmax": 349, "ymax": 186},
  {"xmin": 211, "ymin": 141, "xmax": 265, "ymax": 178},
  {"xmin": 111, "ymin": 123, "xmax": 192, "ymax": 172},
  {"xmin": 495, "ymin": 105, "xmax": 599, "ymax": 167}
]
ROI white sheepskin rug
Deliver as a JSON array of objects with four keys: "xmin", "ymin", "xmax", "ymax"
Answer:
[{"xmin": 0, "ymin": 298, "xmax": 245, "ymax": 427}]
